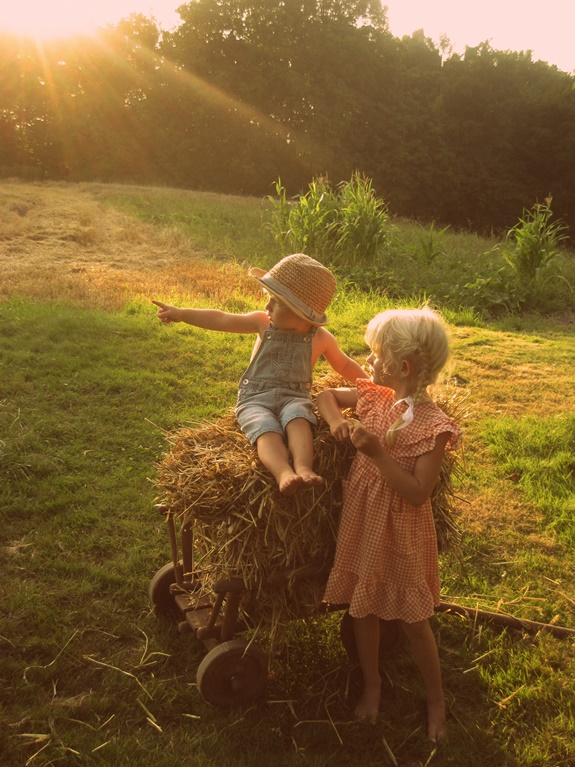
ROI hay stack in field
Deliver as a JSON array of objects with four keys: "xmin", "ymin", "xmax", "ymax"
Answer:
[{"xmin": 154, "ymin": 375, "xmax": 465, "ymax": 641}]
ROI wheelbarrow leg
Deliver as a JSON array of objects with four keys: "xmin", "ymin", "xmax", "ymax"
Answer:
[
  {"xmin": 166, "ymin": 511, "xmax": 183, "ymax": 586},
  {"xmin": 195, "ymin": 578, "xmax": 244, "ymax": 642},
  {"xmin": 221, "ymin": 591, "xmax": 242, "ymax": 641},
  {"xmin": 181, "ymin": 522, "xmax": 194, "ymax": 583},
  {"xmin": 195, "ymin": 592, "xmax": 226, "ymax": 641}
]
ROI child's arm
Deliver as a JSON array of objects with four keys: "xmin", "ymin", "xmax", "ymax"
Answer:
[
  {"xmin": 314, "ymin": 329, "xmax": 368, "ymax": 383},
  {"xmin": 152, "ymin": 301, "xmax": 267, "ymax": 334},
  {"xmin": 316, "ymin": 387, "xmax": 358, "ymax": 441},
  {"xmin": 350, "ymin": 424, "xmax": 450, "ymax": 507}
]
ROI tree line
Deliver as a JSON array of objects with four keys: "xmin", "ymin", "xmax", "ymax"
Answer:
[{"xmin": 2, "ymin": 0, "xmax": 574, "ymax": 234}]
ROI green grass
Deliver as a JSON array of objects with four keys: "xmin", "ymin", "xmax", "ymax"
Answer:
[
  {"xmin": 90, "ymin": 181, "xmax": 575, "ymax": 318},
  {"xmin": 91, "ymin": 183, "xmax": 279, "ymax": 267},
  {"xmin": 2, "ymin": 183, "xmax": 575, "ymax": 766},
  {"xmin": 481, "ymin": 415, "xmax": 575, "ymax": 543}
]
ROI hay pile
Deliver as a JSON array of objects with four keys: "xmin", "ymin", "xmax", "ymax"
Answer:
[{"xmin": 154, "ymin": 375, "xmax": 465, "ymax": 641}]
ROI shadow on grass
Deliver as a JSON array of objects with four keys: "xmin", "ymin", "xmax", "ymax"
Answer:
[{"xmin": 145, "ymin": 608, "xmax": 518, "ymax": 767}]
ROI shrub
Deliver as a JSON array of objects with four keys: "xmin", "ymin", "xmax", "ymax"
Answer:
[{"xmin": 462, "ymin": 266, "xmax": 521, "ymax": 318}]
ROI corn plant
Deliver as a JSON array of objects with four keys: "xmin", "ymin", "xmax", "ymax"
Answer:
[
  {"xmin": 331, "ymin": 173, "xmax": 389, "ymax": 266},
  {"xmin": 265, "ymin": 178, "xmax": 291, "ymax": 245},
  {"xmin": 266, "ymin": 173, "xmax": 390, "ymax": 269},
  {"xmin": 503, "ymin": 198, "xmax": 569, "ymax": 293},
  {"xmin": 412, "ymin": 221, "xmax": 450, "ymax": 264},
  {"xmin": 266, "ymin": 176, "xmax": 338, "ymax": 259}
]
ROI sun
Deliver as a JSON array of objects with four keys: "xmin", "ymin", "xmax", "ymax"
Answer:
[
  {"xmin": 0, "ymin": 0, "xmax": 147, "ymax": 40},
  {"xmin": 2, "ymin": 3, "xmax": 100, "ymax": 39}
]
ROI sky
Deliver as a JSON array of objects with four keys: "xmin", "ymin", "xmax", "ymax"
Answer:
[{"xmin": 1, "ymin": 0, "xmax": 574, "ymax": 74}]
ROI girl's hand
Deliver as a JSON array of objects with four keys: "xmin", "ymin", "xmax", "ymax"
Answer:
[
  {"xmin": 349, "ymin": 423, "xmax": 384, "ymax": 458},
  {"xmin": 330, "ymin": 419, "xmax": 352, "ymax": 442}
]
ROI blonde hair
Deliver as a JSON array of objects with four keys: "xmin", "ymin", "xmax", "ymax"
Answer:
[{"xmin": 364, "ymin": 307, "xmax": 450, "ymax": 447}]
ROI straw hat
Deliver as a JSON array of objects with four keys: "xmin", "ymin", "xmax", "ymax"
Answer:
[{"xmin": 249, "ymin": 254, "xmax": 336, "ymax": 326}]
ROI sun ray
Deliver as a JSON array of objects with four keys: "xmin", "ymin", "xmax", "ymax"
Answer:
[{"xmin": 10, "ymin": 24, "xmax": 319, "ymax": 182}]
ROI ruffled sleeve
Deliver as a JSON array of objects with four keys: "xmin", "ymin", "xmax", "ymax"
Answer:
[
  {"xmin": 356, "ymin": 378, "xmax": 394, "ymax": 423},
  {"xmin": 392, "ymin": 401, "xmax": 461, "ymax": 458}
]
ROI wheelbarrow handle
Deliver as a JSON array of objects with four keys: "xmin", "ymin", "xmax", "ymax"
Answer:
[{"xmin": 436, "ymin": 601, "xmax": 575, "ymax": 639}]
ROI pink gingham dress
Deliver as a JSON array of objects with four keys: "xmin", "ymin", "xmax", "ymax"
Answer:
[{"xmin": 323, "ymin": 379, "xmax": 461, "ymax": 623}]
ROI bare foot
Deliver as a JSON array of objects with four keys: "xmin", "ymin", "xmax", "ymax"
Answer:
[
  {"xmin": 427, "ymin": 699, "xmax": 447, "ymax": 742},
  {"xmin": 296, "ymin": 468, "xmax": 324, "ymax": 486},
  {"xmin": 278, "ymin": 472, "xmax": 304, "ymax": 496},
  {"xmin": 354, "ymin": 681, "xmax": 381, "ymax": 723}
]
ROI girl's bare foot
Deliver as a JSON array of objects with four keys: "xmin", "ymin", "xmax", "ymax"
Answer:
[
  {"xmin": 278, "ymin": 472, "xmax": 304, "ymax": 496},
  {"xmin": 427, "ymin": 700, "xmax": 447, "ymax": 742},
  {"xmin": 297, "ymin": 468, "xmax": 324, "ymax": 486},
  {"xmin": 354, "ymin": 681, "xmax": 381, "ymax": 723}
]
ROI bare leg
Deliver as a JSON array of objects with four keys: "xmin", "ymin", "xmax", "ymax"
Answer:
[
  {"xmin": 353, "ymin": 614, "xmax": 382, "ymax": 722},
  {"xmin": 255, "ymin": 431, "xmax": 303, "ymax": 495},
  {"xmin": 285, "ymin": 418, "xmax": 323, "ymax": 486},
  {"xmin": 400, "ymin": 619, "xmax": 446, "ymax": 742}
]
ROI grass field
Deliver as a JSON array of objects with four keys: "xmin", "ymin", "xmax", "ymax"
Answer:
[{"xmin": 1, "ymin": 180, "xmax": 575, "ymax": 767}]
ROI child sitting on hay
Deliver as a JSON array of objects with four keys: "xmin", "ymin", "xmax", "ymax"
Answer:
[{"xmin": 153, "ymin": 253, "xmax": 366, "ymax": 495}]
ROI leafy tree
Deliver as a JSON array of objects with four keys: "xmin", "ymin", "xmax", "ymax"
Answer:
[
  {"xmin": 0, "ymin": 36, "xmax": 38, "ymax": 174},
  {"xmin": 0, "ymin": 0, "xmax": 573, "ymax": 237},
  {"xmin": 158, "ymin": 0, "xmax": 390, "ymax": 191},
  {"xmin": 440, "ymin": 44, "xmax": 575, "ymax": 231}
]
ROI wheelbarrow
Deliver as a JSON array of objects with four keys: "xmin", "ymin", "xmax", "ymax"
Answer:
[
  {"xmin": 150, "ymin": 507, "xmax": 575, "ymax": 709},
  {"xmin": 149, "ymin": 507, "xmax": 405, "ymax": 708}
]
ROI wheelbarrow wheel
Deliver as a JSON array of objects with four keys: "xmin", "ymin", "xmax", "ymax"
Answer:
[
  {"xmin": 149, "ymin": 562, "xmax": 181, "ymax": 618},
  {"xmin": 196, "ymin": 639, "xmax": 268, "ymax": 708},
  {"xmin": 340, "ymin": 610, "xmax": 404, "ymax": 662}
]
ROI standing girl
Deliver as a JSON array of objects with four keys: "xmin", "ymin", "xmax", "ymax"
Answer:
[{"xmin": 316, "ymin": 307, "xmax": 461, "ymax": 742}]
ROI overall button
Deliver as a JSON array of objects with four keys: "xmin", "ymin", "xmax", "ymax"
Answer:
[
  {"xmin": 242, "ymin": 379, "xmax": 249, "ymax": 385},
  {"xmin": 265, "ymin": 332, "xmax": 272, "ymax": 339},
  {"xmin": 303, "ymin": 336, "xmax": 310, "ymax": 343}
]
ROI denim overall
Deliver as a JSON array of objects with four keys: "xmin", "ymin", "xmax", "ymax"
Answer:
[{"xmin": 235, "ymin": 324, "xmax": 317, "ymax": 444}]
